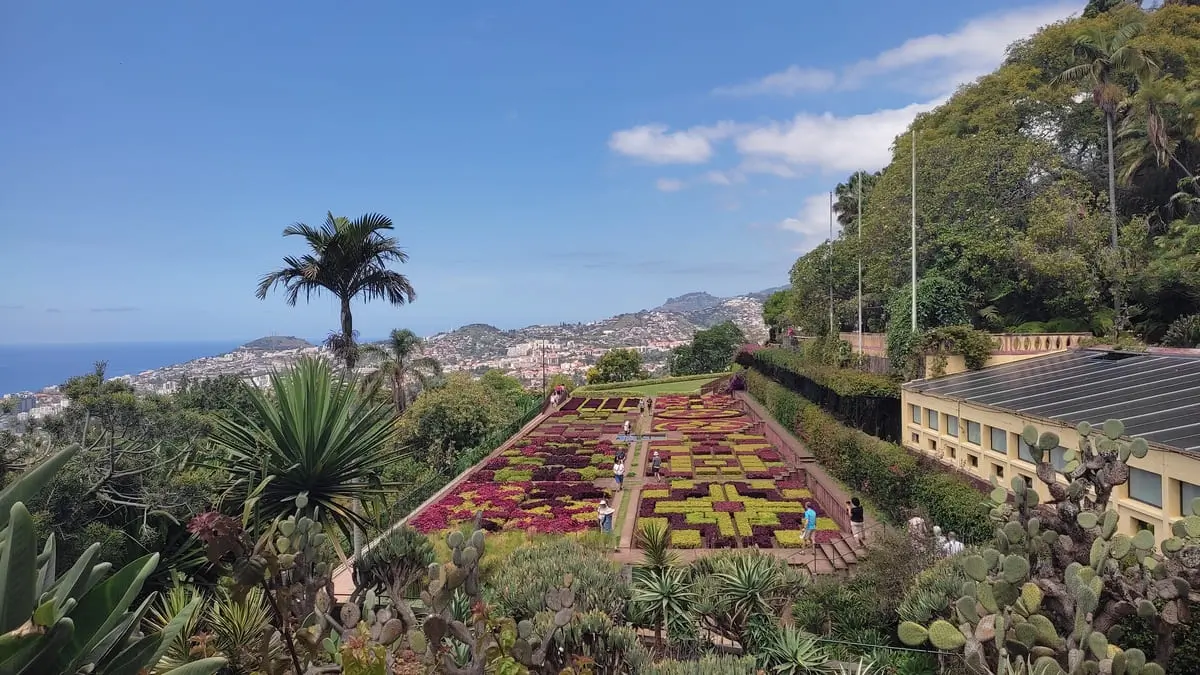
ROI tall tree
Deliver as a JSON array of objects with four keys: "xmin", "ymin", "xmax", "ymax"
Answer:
[
  {"xmin": 832, "ymin": 170, "xmax": 879, "ymax": 229},
  {"xmin": 360, "ymin": 328, "xmax": 442, "ymax": 414},
  {"xmin": 256, "ymin": 212, "xmax": 416, "ymax": 370},
  {"xmin": 1057, "ymin": 14, "xmax": 1155, "ymax": 325},
  {"xmin": 586, "ymin": 349, "xmax": 648, "ymax": 385}
]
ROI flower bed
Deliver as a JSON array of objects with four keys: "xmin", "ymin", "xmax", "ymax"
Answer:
[
  {"xmin": 637, "ymin": 480, "xmax": 841, "ymax": 548},
  {"xmin": 408, "ymin": 396, "xmax": 636, "ymax": 534},
  {"xmin": 634, "ymin": 393, "xmax": 846, "ymax": 549}
]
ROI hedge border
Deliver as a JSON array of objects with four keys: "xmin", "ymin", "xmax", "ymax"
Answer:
[
  {"xmin": 573, "ymin": 372, "xmax": 727, "ymax": 393},
  {"xmin": 740, "ymin": 348, "xmax": 900, "ymax": 398},
  {"xmin": 744, "ymin": 369, "xmax": 991, "ymax": 543}
]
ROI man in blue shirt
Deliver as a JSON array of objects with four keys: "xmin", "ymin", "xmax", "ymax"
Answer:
[{"xmin": 801, "ymin": 502, "xmax": 818, "ymax": 545}]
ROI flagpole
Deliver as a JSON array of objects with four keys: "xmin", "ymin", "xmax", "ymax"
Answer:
[
  {"xmin": 857, "ymin": 173, "xmax": 863, "ymax": 355},
  {"xmin": 910, "ymin": 130, "xmax": 918, "ymax": 333},
  {"xmin": 829, "ymin": 190, "xmax": 835, "ymax": 337}
]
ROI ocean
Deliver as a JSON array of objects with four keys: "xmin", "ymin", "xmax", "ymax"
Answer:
[{"xmin": 0, "ymin": 341, "xmax": 245, "ymax": 395}]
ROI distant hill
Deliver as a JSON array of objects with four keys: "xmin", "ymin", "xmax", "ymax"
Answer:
[
  {"xmin": 654, "ymin": 292, "xmax": 723, "ymax": 314},
  {"xmin": 240, "ymin": 336, "xmax": 313, "ymax": 351}
]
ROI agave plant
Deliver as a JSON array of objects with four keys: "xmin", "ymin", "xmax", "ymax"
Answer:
[
  {"xmin": 208, "ymin": 357, "xmax": 407, "ymax": 541},
  {"xmin": 757, "ymin": 626, "xmax": 828, "ymax": 674},
  {"xmin": 351, "ymin": 526, "xmax": 435, "ymax": 603},
  {"xmin": 631, "ymin": 567, "xmax": 696, "ymax": 650},
  {"xmin": 0, "ymin": 445, "xmax": 225, "ymax": 674}
]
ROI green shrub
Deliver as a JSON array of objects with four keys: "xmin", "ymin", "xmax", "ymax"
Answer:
[
  {"xmin": 741, "ymin": 348, "xmax": 900, "ymax": 398},
  {"xmin": 744, "ymin": 370, "xmax": 989, "ymax": 543},
  {"xmin": 486, "ymin": 537, "xmax": 629, "ymax": 623},
  {"xmin": 640, "ymin": 654, "xmax": 759, "ymax": 675}
]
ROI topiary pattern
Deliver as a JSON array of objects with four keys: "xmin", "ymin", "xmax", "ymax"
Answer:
[{"xmin": 898, "ymin": 419, "xmax": 1199, "ymax": 675}]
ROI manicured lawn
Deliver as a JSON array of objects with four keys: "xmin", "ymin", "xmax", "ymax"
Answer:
[{"xmin": 611, "ymin": 377, "xmax": 720, "ymax": 395}]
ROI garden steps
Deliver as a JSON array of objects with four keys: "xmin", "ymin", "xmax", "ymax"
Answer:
[
  {"xmin": 831, "ymin": 536, "xmax": 858, "ymax": 565},
  {"xmin": 819, "ymin": 543, "xmax": 847, "ymax": 571}
]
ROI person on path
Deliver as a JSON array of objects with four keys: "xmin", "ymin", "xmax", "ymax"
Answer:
[
  {"xmin": 622, "ymin": 419, "xmax": 632, "ymax": 436},
  {"xmin": 944, "ymin": 531, "xmax": 965, "ymax": 556},
  {"xmin": 846, "ymin": 497, "xmax": 865, "ymax": 545},
  {"xmin": 650, "ymin": 451, "xmax": 662, "ymax": 480},
  {"xmin": 597, "ymin": 499, "xmax": 615, "ymax": 534},
  {"xmin": 907, "ymin": 513, "xmax": 927, "ymax": 540},
  {"xmin": 800, "ymin": 501, "xmax": 818, "ymax": 545},
  {"xmin": 612, "ymin": 459, "xmax": 626, "ymax": 491},
  {"xmin": 932, "ymin": 525, "xmax": 947, "ymax": 553}
]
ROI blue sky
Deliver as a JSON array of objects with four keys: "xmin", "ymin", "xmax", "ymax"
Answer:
[{"xmin": 0, "ymin": 0, "xmax": 1082, "ymax": 345}]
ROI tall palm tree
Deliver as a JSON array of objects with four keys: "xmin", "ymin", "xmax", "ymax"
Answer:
[
  {"xmin": 360, "ymin": 328, "xmax": 442, "ymax": 414},
  {"xmin": 1056, "ymin": 16, "xmax": 1155, "ymax": 322},
  {"xmin": 208, "ymin": 357, "xmax": 405, "ymax": 543},
  {"xmin": 1118, "ymin": 76, "xmax": 1196, "ymax": 184},
  {"xmin": 832, "ymin": 170, "xmax": 877, "ymax": 229},
  {"xmin": 256, "ymin": 212, "xmax": 416, "ymax": 370}
]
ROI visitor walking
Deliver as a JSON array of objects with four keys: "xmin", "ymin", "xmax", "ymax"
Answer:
[
  {"xmin": 597, "ymin": 499, "xmax": 615, "ymax": 534},
  {"xmin": 907, "ymin": 513, "xmax": 927, "ymax": 540},
  {"xmin": 650, "ymin": 451, "xmax": 662, "ymax": 480},
  {"xmin": 622, "ymin": 419, "xmax": 632, "ymax": 435},
  {"xmin": 846, "ymin": 497, "xmax": 865, "ymax": 545},
  {"xmin": 944, "ymin": 531, "xmax": 964, "ymax": 556},
  {"xmin": 932, "ymin": 525, "xmax": 947, "ymax": 553},
  {"xmin": 613, "ymin": 459, "xmax": 626, "ymax": 491},
  {"xmin": 800, "ymin": 501, "xmax": 818, "ymax": 545}
]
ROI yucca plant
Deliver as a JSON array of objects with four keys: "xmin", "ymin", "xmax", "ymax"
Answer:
[
  {"xmin": 0, "ymin": 445, "xmax": 225, "ymax": 675},
  {"xmin": 143, "ymin": 581, "xmax": 210, "ymax": 671},
  {"xmin": 630, "ymin": 567, "xmax": 696, "ymax": 650},
  {"xmin": 208, "ymin": 357, "xmax": 407, "ymax": 542}
]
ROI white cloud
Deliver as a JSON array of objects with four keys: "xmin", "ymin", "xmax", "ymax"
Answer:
[
  {"xmin": 709, "ymin": 3, "xmax": 1079, "ymax": 98},
  {"xmin": 713, "ymin": 65, "xmax": 836, "ymax": 96},
  {"xmin": 842, "ymin": 2, "xmax": 1081, "ymax": 93},
  {"xmin": 656, "ymin": 178, "xmax": 686, "ymax": 192},
  {"xmin": 607, "ymin": 122, "xmax": 740, "ymax": 164},
  {"xmin": 735, "ymin": 99, "xmax": 943, "ymax": 173},
  {"xmin": 777, "ymin": 190, "xmax": 835, "ymax": 246}
]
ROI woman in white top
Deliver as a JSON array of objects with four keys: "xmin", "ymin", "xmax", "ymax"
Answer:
[{"xmin": 613, "ymin": 460, "xmax": 626, "ymax": 490}]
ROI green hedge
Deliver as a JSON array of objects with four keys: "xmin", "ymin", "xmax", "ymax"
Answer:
[
  {"xmin": 572, "ymin": 372, "xmax": 726, "ymax": 393},
  {"xmin": 745, "ymin": 369, "xmax": 991, "ymax": 543},
  {"xmin": 748, "ymin": 348, "xmax": 899, "ymax": 397}
]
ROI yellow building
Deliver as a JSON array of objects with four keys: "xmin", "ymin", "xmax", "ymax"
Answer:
[{"xmin": 902, "ymin": 348, "xmax": 1200, "ymax": 545}]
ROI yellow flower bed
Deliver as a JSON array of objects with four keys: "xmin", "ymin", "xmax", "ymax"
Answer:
[{"xmin": 671, "ymin": 529, "xmax": 702, "ymax": 548}]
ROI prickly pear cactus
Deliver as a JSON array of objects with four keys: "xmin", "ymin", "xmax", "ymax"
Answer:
[
  {"xmin": 898, "ymin": 420, "xmax": 1197, "ymax": 675},
  {"xmin": 405, "ymin": 513, "xmax": 577, "ymax": 675}
]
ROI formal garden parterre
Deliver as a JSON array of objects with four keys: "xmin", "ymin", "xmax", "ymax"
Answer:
[
  {"xmin": 409, "ymin": 397, "xmax": 637, "ymax": 534},
  {"xmin": 636, "ymin": 393, "xmax": 846, "ymax": 550}
]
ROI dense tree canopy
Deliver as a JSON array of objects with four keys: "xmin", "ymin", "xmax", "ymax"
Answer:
[
  {"xmin": 668, "ymin": 321, "xmax": 747, "ymax": 376},
  {"xmin": 586, "ymin": 348, "xmax": 649, "ymax": 384},
  {"xmin": 784, "ymin": 4, "xmax": 1200, "ymax": 344}
]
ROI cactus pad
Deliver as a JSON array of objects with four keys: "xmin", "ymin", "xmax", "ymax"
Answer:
[
  {"xmin": 1132, "ymin": 529, "xmax": 1155, "ymax": 551},
  {"xmin": 965, "ymin": 555, "xmax": 989, "ymax": 582},
  {"xmin": 990, "ymin": 487, "xmax": 1009, "ymax": 504},
  {"xmin": 898, "ymin": 621, "xmax": 929, "ymax": 646},
  {"xmin": 1002, "ymin": 555, "xmax": 1030, "ymax": 583},
  {"xmin": 1087, "ymin": 631, "xmax": 1107, "ymax": 660},
  {"xmin": 928, "ymin": 620, "xmax": 966, "ymax": 650},
  {"xmin": 1076, "ymin": 512, "xmax": 1098, "ymax": 529},
  {"xmin": 1110, "ymin": 534, "xmax": 1131, "ymax": 559},
  {"xmin": 1101, "ymin": 510, "xmax": 1119, "ymax": 540},
  {"xmin": 955, "ymin": 596, "xmax": 980, "ymax": 624},
  {"xmin": 1020, "ymin": 583, "xmax": 1043, "ymax": 613}
]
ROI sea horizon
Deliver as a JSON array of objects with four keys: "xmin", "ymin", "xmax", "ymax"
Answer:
[{"xmin": 0, "ymin": 340, "xmax": 259, "ymax": 395}]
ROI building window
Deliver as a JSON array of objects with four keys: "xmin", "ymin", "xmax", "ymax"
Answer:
[
  {"xmin": 1021, "ymin": 475, "xmax": 1034, "ymax": 489},
  {"xmin": 968, "ymin": 454, "xmax": 979, "ymax": 468},
  {"xmin": 946, "ymin": 415, "xmax": 959, "ymax": 438},
  {"xmin": 1180, "ymin": 481, "xmax": 1200, "ymax": 515},
  {"xmin": 966, "ymin": 421, "xmax": 981, "ymax": 445},
  {"xmin": 911, "ymin": 432, "xmax": 919, "ymax": 444},
  {"xmin": 993, "ymin": 464, "xmax": 1005, "ymax": 479},
  {"xmin": 1133, "ymin": 518, "xmax": 1155, "ymax": 535},
  {"xmin": 1018, "ymin": 439, "xmax": 1036, "ymax": 464},
  {"xmin": 911, "ymin": 405, "xmax": 921, "ymax": 424},
  {"xmin": 947, "ymin": 446, "xmax": 957, "ymax": 459},
  {"xmin": 928, "ymin": 439, "xmax": 938, "ymax": 452},
  {"xmin": 989, "ymin": 427, "xmax": 1008, "ymax": 454},
  {"xmin": 926, "ymin": 409, "xmax": 939, "ymax": 431},
  {"xmin": 1128, "ymin": 468, "xmax": 1163, "ymax": 508},
  {"xmin": 1051, "ymin": 446, "xmax": 1069, "ymax": 472}
]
